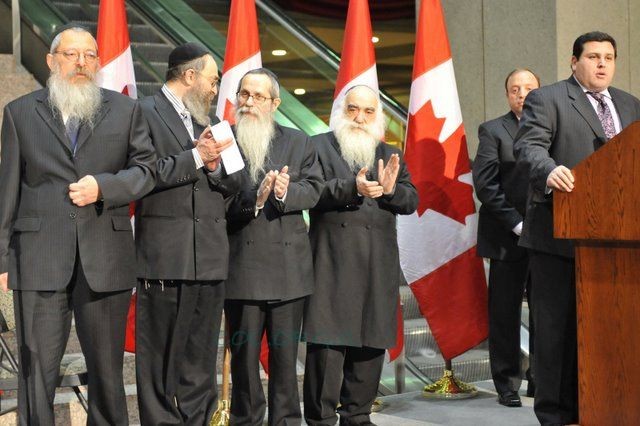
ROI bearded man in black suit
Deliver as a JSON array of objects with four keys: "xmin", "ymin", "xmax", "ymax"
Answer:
[{"xmin": 0, "ymin": 26, "xmax": 156, "ymax": 425}]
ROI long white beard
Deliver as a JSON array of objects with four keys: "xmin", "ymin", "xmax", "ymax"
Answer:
[
  {"xmin": 47, "ymin": 69, "xmax": 101, "ymax": 127},
  {"xmin": 333, "ymin": 115, "xmax": 380, "ymax": 171},
  {"xmin": 235, "ymin": 107, "xmax": 275, "ymax": 184},
  {"xmin": 183, "ymin": 80, "xmax": 213, "ymax": 127}
]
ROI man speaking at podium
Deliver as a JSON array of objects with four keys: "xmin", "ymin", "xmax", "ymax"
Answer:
[{"xmin": 514, "ymin": 31, "xmax": 640, "ymax": 425}]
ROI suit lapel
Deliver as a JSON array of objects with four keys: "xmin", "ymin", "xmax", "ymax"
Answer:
[
  {"xmin": 75, "ymin": 90, "xmax": 110, "ymax": 153},
  {"xmin": 501, "ymin": 112, "xmax": 518, "ymax": 140},
  {"xmin": 266, "ymin": 125, "xmax": 288, "ymax": 171},
  {"xmin": 155, "ymin": 92, "xmax": 194, "ymax": 151},
  {"xmin": 610, "ymin": 88, "xmax": 634, "ymax": 128},
  {"xmin": 35, "ymin": 90, "xmax": 72, "ymax": 154},
  {"xmin": 326, "ymin": 132, "xmax": 355, "ymax": 177},
  {"xmin": 567, "ymin": 77, "xmax": 607, "ymax": 142}
]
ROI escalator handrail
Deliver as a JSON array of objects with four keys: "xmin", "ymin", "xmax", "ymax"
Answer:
[{"xmin": 255, "ymin": 0, "xmax": 409, "ymax": 126}]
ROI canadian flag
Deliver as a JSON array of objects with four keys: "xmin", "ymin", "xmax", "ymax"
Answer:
[
  {"xmin": 330, "ymin": 0, "xmax": 378, "ymax": 121},
  {"xmin": 216, "ymin": 0, "xmax": 261, "ymax": 124},
  {"xmin": 95, "ymin": 0, "xmax": 138, "ymax": 353},
  {"xmin": 397, "ymin": 0, "xmax": 488, "ymax": 361}
]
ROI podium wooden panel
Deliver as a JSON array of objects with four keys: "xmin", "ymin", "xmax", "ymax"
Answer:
[{"xmin": 555, "ymin": 121, "xmax": 640, "ymax": 425}]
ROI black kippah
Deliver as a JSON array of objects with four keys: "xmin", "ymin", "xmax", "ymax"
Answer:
[
  {"xmin": 168, "ymin": 42, "xmax": 210, "ymax": 69},
  {"xmin": 51, "ymin": 23, "xmax": 92, "ymax": 41}
]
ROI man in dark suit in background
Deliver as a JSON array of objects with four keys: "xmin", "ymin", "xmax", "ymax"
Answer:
[
  {"xmin": 472, "ymin": 69, "xmax": 540, "ymax": 408},
  {"xmin": 0, "ymin": 26, "xmax": 156, "ymax": 425},
  {"xmin": 135, "ymin": 43, "xmax": 241, "ymax": 425},
  {"xmin": 514, "ymin": 31, "xmax": 640, "ymax": 424},
  {"xmin": 225, "ymin": 68, "xmax": 323, "ymax": 425},
  {"xmin": 302, "ymin": 85, "xmax": 418, "ymax": 426}
]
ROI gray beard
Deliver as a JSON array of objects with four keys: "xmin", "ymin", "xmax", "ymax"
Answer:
[
  {"xmin": 334, "ymin": 116, "xmax": 379, "ymax": 171},
  {"xmin": 235, "ymin": 107, "xmax": 275, "ymax": 185},
  {"xmin": 183, "ymin": 83, "xmax": 212, "ymax": 127},
  {"xmin": 47, "ymin": 71, "xmax": 101, "ymax": 127}
]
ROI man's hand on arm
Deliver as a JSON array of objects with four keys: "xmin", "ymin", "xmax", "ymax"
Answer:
[
  {"xmin": 274, "ymin": 165, "xmax": 290, "ymax": 200},
  {"xmin": 69, "ymin": 175, "xmax": 101, "ymax": 206},
  {"xmin": 356, "ymin": 167, "xmax": 384, "ymax": 198},
  {"xmin": 546, "ymin": 165, "xmax": 574, "ymax": 193},
  {"xmin": 0, "ymin": 272, "xmax": 8, "ymax": 293},
  {"xmin": 377, "ymin": 154, "xmax": 400, "ymax": 195}
]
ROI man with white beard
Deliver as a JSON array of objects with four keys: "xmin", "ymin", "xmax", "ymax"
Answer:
[
  {"xmin": 0, "ymin": 25, "xmax": 156, "ymax": 425},
  {"xmin": 225, "ymin": 68, "xmax": 323, "ymax": 425},
  {"xmin": 302, "ymin": 85, "xmax": 418, "ymax": 426},
  {"xmin": 134, "ymin": 42, "xmax": 242, "ymax": 425}
]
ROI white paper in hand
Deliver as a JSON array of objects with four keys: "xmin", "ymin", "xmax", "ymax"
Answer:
[{"xmin": 210, "ymin": 120, "xmax": 245, "ymax": 174}]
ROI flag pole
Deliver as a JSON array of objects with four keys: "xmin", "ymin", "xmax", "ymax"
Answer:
[
  {"xmin": 422, "ymin": 359, "xmax": 478, "ymax": 399},
  {"xmin": 210, "ymin": 319, "xmax": 231, "ymax": 425}
]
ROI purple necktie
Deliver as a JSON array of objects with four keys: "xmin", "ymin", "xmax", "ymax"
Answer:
[{"xmin": 587, "ymin": 91, "xmax": 616, "ymax": 140}]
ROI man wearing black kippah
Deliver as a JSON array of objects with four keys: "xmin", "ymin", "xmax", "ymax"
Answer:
[{"xmin": 134, "ymin": 42, "xmax": 241, "ymax": 425}]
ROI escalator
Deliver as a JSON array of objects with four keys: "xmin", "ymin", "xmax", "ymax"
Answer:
[{"xmin": 7, "ymin": 0, "xmax": 533, "ymax": 394}]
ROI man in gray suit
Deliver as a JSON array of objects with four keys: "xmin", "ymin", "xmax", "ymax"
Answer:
[
  {"xmin": 135, "ymin": 43, "xmax": 241, "ymax": 425},
  {"xmin": 302, "ymin": 85, "xmax": 418, "ymax": 426},
  {"xmin": 225, "ymin": 68, "xmax": 323, "ymax": 425},
  {"xmin": 472, "ymin": 69, "xmax": 539, "ymax": 408},
  {"xmin": 0, "ymin": 26, "xmax": 156, "ymax": 425},
  {"xmin": 514, "ymin": 31, "xmax": 640, "ymax": 424}
]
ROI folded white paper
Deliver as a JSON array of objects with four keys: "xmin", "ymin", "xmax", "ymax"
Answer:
[{"xmin": 209, "ymin": 120, "xmax": 245, "ymax": 174}]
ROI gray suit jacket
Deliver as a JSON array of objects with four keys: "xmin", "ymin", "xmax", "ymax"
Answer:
[
  {"xmin": 225, "ymin": 124, "xmax": 324, "ymax": 301},
  {"xmin": 514, "ymin": 76, "xmax": 640, "ymax": 258},
  {"xmin": 303, "ymin": 132, "xmax": 418, "ymax": 348},
  {"xmin": 473, "ymin": 112, "xmax": 528, "ymax": 261},
  {"xmin": 135, "ymin": 91, "xmax": 242, "ymax": 281},
  {"xmin": 0, "ymin": 88, "xmax": 156, "ymax": 291}
]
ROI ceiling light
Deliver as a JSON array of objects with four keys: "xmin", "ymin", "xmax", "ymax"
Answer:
[
  {"xmin": 294, "ymin": 88, "xmax": 306, "ymax": 95},
  {"xmin": 272, "ymin": 49, "xmax": 287, "ymax": 56},
  {"xmin": 371, "ymin": 36, "xmax": 380, "ymax": 43}
]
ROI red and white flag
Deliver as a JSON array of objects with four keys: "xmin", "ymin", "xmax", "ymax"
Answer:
[
  {"xmin": 216, "ymin": 0, "xmax": 262, "ymax": 124},
  {"xmin": 398, "ymin": 0, "xmax": 488, "ymax": 361},
  {"xmin": 330, "ymin": 0, "xmax": 379, "ymax": 120},
  {"xmin": 96, "ymin": 0, "xmax": 138, "ymax": 353},
  {"xmin": 96, "ymin": 0, "xmax": 136, "ymax": 99}
]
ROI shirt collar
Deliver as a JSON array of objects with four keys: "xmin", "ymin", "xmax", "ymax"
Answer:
[
  {"xmin": 573, "ymin": 75, "xmax": 612, "ymax": 100},
  {"xmin": 161, "ymin": 84, "xmax": 190, "ymax": 117}
]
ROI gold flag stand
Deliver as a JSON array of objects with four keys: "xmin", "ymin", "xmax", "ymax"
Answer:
[
  {"xmin": 210, "ymin": 320, "xmax": 231, "ymax": 426},
  {"xmin": 422, "ymin": 360, "xmax": 478, "ymax": 399}
]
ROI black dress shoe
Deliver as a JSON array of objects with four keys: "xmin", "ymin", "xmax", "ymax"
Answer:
[
  {"xmin": 498, "ymin": 391, "xmax": 522, "ymax": 407},
  {"xmin": 526, "ymin": 382, "xmax": 535, "ymax": 397}
]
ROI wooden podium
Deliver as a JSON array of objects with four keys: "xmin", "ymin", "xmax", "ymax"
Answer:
[{"xmin": 554, "ymin": 120, "xmax": 640, "ymax": 425}]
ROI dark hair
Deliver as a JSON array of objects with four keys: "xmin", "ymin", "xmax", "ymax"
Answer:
[
  {"xmin": 165, "ymin": 55, "xmax": 208, "ymax": 82},
  {"xmin": 572, "ymin": 31, "xmax": 617, "ymax": 59},
  {"xmin": 504, "ymin": 68, "xmax": 541, "ymax": 91},
  {"xmin": 237, "ymin": 67, "xmax": 280, "ymax": 98}
]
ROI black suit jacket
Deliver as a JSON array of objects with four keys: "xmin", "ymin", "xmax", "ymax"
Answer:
[
  {"xmin": 0, "ymin": 88, "xmax": 156, "ymax": 291},
  {"xmin": 225, "ymin": 124, "xmax": 323, "ymax": 301},
  {"xmin": 514, "ymin": 76, "xmax": 640, "ymax": 258},
  {"xmin": 135, "ymin": 91, "xmax": 242, "ymax": 281},
  {"xmin": 303, "ymin": 132, "xmax": 418, "ymax": 348},
  {"xmin": 473, "ymin": 112, "xmax": 528, "ymax": 261}
]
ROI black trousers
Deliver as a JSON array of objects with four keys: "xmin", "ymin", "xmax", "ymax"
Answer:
[
  {"xmin": 135, "ymin": 279, "xmax": 224, "ymax": 426},
  {"xmin": 303, "ymin": 344, "xmax": 385, "ymax": 426},
  {"xmin": 488, "ymin": 256, "xmax": 534, "ymax": 395},
  {"xmin": 13, "ymin": 255, "xmax": 131, "ymax": 426},
  {"xmin": 529, "ymin": 250, "xmax": 578, "ymax": 425},
  {"xmin": 225, "ymin": 297, "xmax": 305, "ymax": 426}
]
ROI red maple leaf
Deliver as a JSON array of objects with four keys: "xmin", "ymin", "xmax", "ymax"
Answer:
[{"xmin": 404, "ymin": 100, "xmax": 475, "ymax": 224}]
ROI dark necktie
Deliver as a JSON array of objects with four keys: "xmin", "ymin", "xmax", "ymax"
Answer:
[
  {"xmin": 66, "ymin": 117, "xmax": 80, "ymax": 153},
  {"xmin": 587, "ymin": 91, "xmax": 616, "ymax": 140}
]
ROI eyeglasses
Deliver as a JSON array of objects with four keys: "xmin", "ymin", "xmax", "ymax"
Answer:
[
  {"xmin": 54, "ymin": 50, "xmax": 98, "ymax": 64},
  {"xmin": 236, "ymin": 90, "xmax": 273, "ymax": 104}
]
